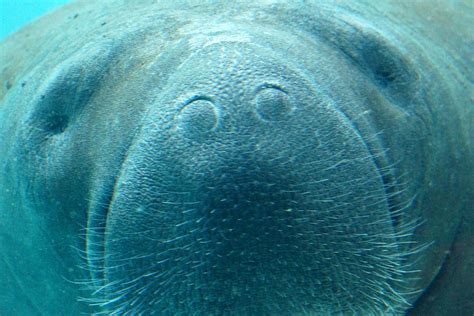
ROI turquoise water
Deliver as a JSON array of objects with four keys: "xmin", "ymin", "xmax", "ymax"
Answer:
[{"xmin": 0, "ymin": 0, "xmax": 70, "ymax": 40}]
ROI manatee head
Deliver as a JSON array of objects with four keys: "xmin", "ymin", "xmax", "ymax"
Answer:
[
  {"xmin": 2, "ymin": 1, "xmax": 471, "ymax": 315},
  {"xmin": 86, "ymin": 35, "xmax": 411, "ymax": 314}
]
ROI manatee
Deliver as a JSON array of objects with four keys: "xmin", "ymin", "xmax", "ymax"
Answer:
[{"xmin": 0, "ymin": 0, "xmax": 472, "ymax": 315}]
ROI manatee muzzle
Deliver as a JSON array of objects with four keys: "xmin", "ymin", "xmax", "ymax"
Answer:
[{"xmin": 86, "ymin": 42, "xmax": 407, "ymax": 314}]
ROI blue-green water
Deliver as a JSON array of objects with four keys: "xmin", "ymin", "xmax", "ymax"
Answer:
[{"xmin": 0, "ymin": 0, "xmax": 70, "ymax": 40}]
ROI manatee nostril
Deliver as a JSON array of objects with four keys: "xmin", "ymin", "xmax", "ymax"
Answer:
[
  {"xmin": 176, "ymin": 98, "xmax": 219, "ymax": 139},
  {"xmin": 255, "ymin": 86, "xmax": 292, "ymax": 121}
]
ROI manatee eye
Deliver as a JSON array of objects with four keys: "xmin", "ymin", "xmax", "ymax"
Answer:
[
  {"xmin": 43, "ymin": 113, "xmax": 69, "ymax": 135},
  {"xmin": 25, "ymin": 43, "xmax": 115, "ymax": 142},
  {"xmin": 255, "ymin": 86, "xmax": 292, "ymax": 121},
  {"xmin": 176, "ymin": 97, "xmax": 219, "ymax": 140},
  {"xmin": 32, "ymin": 80, "xmax": 80, "ymax": 137},
  {"xmin": 354, "ymin": 34, "xmax": 414, "ymax": 91},
  {"xmin": 327, "ymin": 19, "xmax": 420, "ymax": 108}
]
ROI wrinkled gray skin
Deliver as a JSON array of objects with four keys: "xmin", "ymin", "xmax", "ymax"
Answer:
[{"xmin": 0, "ymin": 0, "xmax": 472, "ymax": 315}]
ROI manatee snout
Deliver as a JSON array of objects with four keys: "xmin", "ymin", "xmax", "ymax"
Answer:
[{"xmin": 85, "ymin": 43, "xmax": 408, "ymax": 314}]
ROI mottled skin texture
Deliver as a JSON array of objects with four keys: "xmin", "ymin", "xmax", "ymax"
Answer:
[{"xmin": 0, "ymin": 0, "xmax": 472, "ymax": 315}]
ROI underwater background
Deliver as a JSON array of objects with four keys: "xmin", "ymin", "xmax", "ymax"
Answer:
[{"xmin": 0, "ymin": 0, "xmax": 70, "ymax": 40}]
